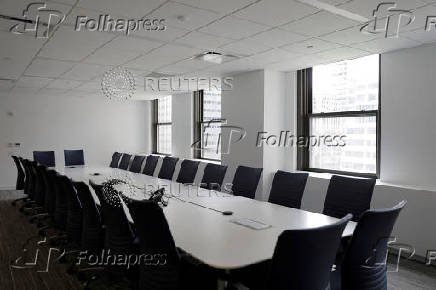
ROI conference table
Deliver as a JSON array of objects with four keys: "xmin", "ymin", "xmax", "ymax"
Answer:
[{"xmin": 56, "ymin": 166, "xmax": 356, "ymax": 287}]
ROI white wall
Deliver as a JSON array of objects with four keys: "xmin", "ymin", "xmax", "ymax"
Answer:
[
  {"xmin": 380, "ymin": 43, "xmax": 436, "ymax": 189},
  {"xmin": 171, "ymin": 92, "xmax": 193, "ymax": 159},
  {"xmin": 262, "ymin": 71, "xmax": 295, "ymax": 200},
  {"xmin": 0, "ymin": 94, "xmax": 152, "ymax": 188},
  {"xmin": 221, "ymin": 70, "xmax": 265, "ymax": 198}
]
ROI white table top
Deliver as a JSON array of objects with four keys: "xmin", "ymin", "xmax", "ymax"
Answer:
[{"xmin": 56, "ymin": 166, "xmax": 356, "ymax": 270}]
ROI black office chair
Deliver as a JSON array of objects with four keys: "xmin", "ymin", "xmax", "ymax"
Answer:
[
  {"xmin": 339, "ymin": 201, "xmax": 407, "ymax": 290},
  {"xmin": 12, "ymin": 156, "xmax": 25, "ymax": 190},
  {"xmin": 129, "ymin": 155, "xmax": 145, "ymax": 173},
  {"xmin": 64, "ymin": 149, "xmax": 85, "ymax": 166},
  {"xmin": 231, "ymin": 166, "xmax": 263, "ymax": 199},
  {"xmin": 128, "ymin": 200, "xmax": 180, "ymax": 289},
  {"xmin": 142, "ymin": 155, "xmax": 159, "ymax": 176},
  {"xmin": 45, "ymin": 170, "xmax": 59, "ymax": 218},
  {"xmin": 54, "ymin": 175, "xmax": 70, "ymax": 229},
  {"xmin": 65, "ymin": 178, "xmax": 83, "ymax": 245},
  {"xmin": 268, "ymin": 171, "xmax": 309, "ymax": 209},
  {"xmin": 33, "ymin": 150, "xmax": 55, "ymax": 167},
  {"xmin": 118, "ymin": 153, "xmax": 132, "ymax": 170},
  {"xmin": 74, "ymin": 182, "xmax": 103, "ymax": 253},
  {"xmin": 176, "ymin": 159, "xmax": 200, "ymax": 184},
  {"xmin": 323, "ymin": 175, "xmax": 376, "ymax": 222},
  {"xmin": 233, "ymin": 214, "xmax": 353, "ymax": 290},
  {"xmin": 34, "ymin": 164, "xmax": 47, "ymax": 207},
  {"xmin": 200, "ymin": 163, "xmax": 228, "ymax": 190},
  {"xmin": 158, "ymin": 156, "xmax": 179, "ymax": 180},
  {"xmin": 109, "ymin": 152, "xmax": 122, "ymax": 168}
]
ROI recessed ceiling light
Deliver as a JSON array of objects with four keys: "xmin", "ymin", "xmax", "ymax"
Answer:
[{"xmin": 192, "ymin": 51, "xmax": 239, "ymax": 64}]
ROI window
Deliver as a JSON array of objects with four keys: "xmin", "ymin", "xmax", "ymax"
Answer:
[
  {"xmin": 154, "ymin": 96, "xmax": 172, "ymax": 155},
  {"xmin": 193, "ymin": 90, "xmax": 222, "ymax": 161},
  {"xmin": 297, "ymin": 54, "xmax": 380, "ymax": 177}
]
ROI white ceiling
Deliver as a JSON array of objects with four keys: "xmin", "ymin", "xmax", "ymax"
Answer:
[{"xmin": 1, "ymin": 0, "xmax": 436, "ymax": 100}]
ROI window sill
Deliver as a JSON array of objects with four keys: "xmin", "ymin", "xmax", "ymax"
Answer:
[
  {"xmin": 191, "ymin": 158, "xmax": 221, "ymax": 165},
  {"xmin": 296, "ymin": 170, "xmax": 436, "ymax": 192}
]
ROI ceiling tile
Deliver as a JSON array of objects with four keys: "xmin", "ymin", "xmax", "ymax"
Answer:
[
  {"xmin": 60, "ymin": 63, "xmax": 110, "ymax": 81},
  {"xmin": 234, "ymin": 0, "xmax": 318, "ymax": 26},
  {"xmin": 313, "ymin": 46, "xmax": 371, "ymax": 61},
  {"xmin": 248, "ymin": 28, "xmax": 308, "ymax": 47},
  {"xmin": 149, "ymin": 44, "xmax": 202, "ymax": 58},
  {"xmin": 173, "ymin": 0, "xmax": 256, "ymax": 13},
  {"xmin": 0, "ymin": 58, "xmax": 30, "ymax": 79},
  {"xmin": 220, "ymin": 39, "xmax": 272, "ymax": 56},
  {"xmin": 125, "ymin": 54, "xmax": 182, "ymax": 71},
  {"xmin": 1, "ymin": 0, "xmax": 72, "ymax": 19},
  {"xmin": 0, "ymin": 31, "xmax": 45, "ymax": 61},
  {"xmin": 36, "ymin": 87, "xmax": 69, "ymax": 96},
  {"xmin": 129, "ymin": 25, "xmax": 189, "ymax": 42},
  {"xmin": 248, "ymin": 48, "xmax": 301, "ymax": 64},
  {"xmin": 402, "ymin": 28, "xmax": 436, "ymax": 43},
  {"xmin": 0, "ymin": 80, "xmax": 15, "ymax": 91},
  {"xmin": 352, "ymin": 37, "xmax": 421, "ymax": 53},
  {"xmin": 148, "ymin": 2, "xmax": 220, "ymax": 30},
  {"xmin": 77, "ymin": 0, "xmax": 166, "ymax": 18},
  {"xmin": 25, "ymin": 58, "xmax": 76, "ymax": 77},
  {"xmin": 102, "ymin": 35, "xmax": 162, "ymax": 53},
  {"xmin": 319, "ymin": 26, "xmax": 379, "ymax": 45},
  {"xmin": 38, "ymin": 26, "xmax": 116, "ymax": 61},
  {"xmin": 9, "ymin": 86, "xmax": 40, "ymax": 96},
  {"xmin": 281, "ymin": 11, "xmax": 358, "ymax": 37},
  {"xmin": 159, "ymin": 59, "xmax": 214, "ymax": 74},
  {"xmin": 82, "ymin": 47, "xmax": 141, "ymax": 65},
  {"xmin": 175, "ymin": 31, "xmax": 234, "ymax": 49},
  {"xmin": 15, "ymin": 76, "xmax": 54, "ymax": 88},
  {"xmin": 75, "ymin": 81, "xmax": 102, "ymax": 92},
  {"xmin": 281, "ymin": 38, "xmax": 341, "ymax": 54},
  {"xmin": 339, "ymin": 0, "xmax": 428, "ymax": 19},
  {"xmin": 46, "ymin": 79, "xmax": 82, "ymax": 89},
  {"xmin": 399, "ymin": 4, "xmax": 436, "ymax": 32},
  {"xmin": 199, "ymin": 16, "xmax": 269, "ymax": 39}
]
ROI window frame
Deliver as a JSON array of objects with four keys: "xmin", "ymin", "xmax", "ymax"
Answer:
[
  {"xmin": 297, "ymin": 55, "xmax": 381, "ymax": 178},
  {"xmin": 153, "ymin": 97, "xmax": 172, "ymax": 156},
  {"xmin": 193, "ymin": 90, "xmax": 222, "ymax": 162}
]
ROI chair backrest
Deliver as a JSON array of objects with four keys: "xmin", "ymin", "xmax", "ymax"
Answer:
[
  {"xmin": 73, "ymin": 181, "xmax": 103, "ymax": 253},
  {"xmin": 33, "ymin": 151, "xmax": 55, "ymax": 167},
  {"xmin": 323, "ymin": 175, "xmax": 376, "ymax": 222},
  {"xmin": 269, "ymin": 214, "xmax": 352, "ymax": 290},
  {"xmin": 64, "ymin": 177, "xmax": 83, "ymax": 244},
  {"xmin": 176, "ymin": 159, "xmax": 200, "ymax": 184},
  {"xmin": 142, "ymin": 155, "xmax": 159, "ymax": 176},
  {"xmin": 129, "ymin": 155, "xmax": 146, "ymax": 173},
  {"xmin": 34, "ymin": 165, "xmax": 47, "ymax": 206},
  {"xmin": 158, "ymin": 156, "xmax": 179, "ymax": 180},
  {"xmin": 94, "ymin": 182, "xmax": 135, "ymax": 254},
  {"xmin": 54, "ymin": 175, "xmax": 69, "ymax": 229},
  {"xmin": 128, "ymin": 200, "xmax": 180, "ymax": 289},
  {"xmin": 109, "ymin": 152, "xmax": 122, "ymax": 168},
  {"xmin": 64, "ymin": 149, "xmax": 85, "ymax": 166},
  {"xmin": 341, "ymin": 201, "xmax": 406, "ymax": 290},
  {"xmin": 200, "ymin": 163, "xmax": 228, "ymax": 190},
  {"xmin": 118, "ymin": 153, "xmax": 132, "ymax": 170},
  {"xmin": 231, "ymin": 165, "xmax": 263, "ymax": 199},
  {"xmin": 45, "ymin": 170, "xmax": 58, "ymax": 216},
  {"xmin": 268, "ymin": 171, "xmax": 309, "ymax": 209},
  {"xmin": 12, "ymin": 156, "xmax": 25, "ymax": 190},
  {"xmin": 22, "ymin": 159, "xmax": 33, "ymax": 197}
]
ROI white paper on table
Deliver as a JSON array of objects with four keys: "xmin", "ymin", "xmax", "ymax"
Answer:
[{"xmin": 230, "ymin": 218, "xmax": 272, "ymax": 230}]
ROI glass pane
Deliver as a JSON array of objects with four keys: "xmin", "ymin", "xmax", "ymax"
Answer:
[
  {"xmin": 309, "ymin": 116, "xmax": 377, "ymax": 174},
  {"xmin": 203, "ymin": 90, "xmax": 221, "ymax": 122},
  {"xmin": 157, "ymin": 124, "xmax": 172, "ymax": 154},
  {"xmin": 201, "ymin": 122, "xmax": 221, "ymax": 160},
  {"xmin": 312, "ymin": 54, "xmax": 379, "ymax": 113},
  {"xmin": 158, "ymin": 96, "xmax": 172, "ymax": 123}
]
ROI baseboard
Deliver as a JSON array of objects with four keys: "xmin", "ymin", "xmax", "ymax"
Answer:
[{"xmin": 0, "ymin": 186, "xmax": 16, "ymax": 190}]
